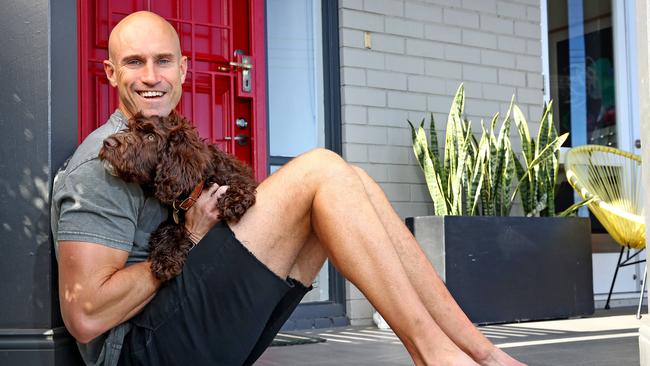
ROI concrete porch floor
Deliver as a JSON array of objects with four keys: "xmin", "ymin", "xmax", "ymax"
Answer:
[{"xmin": 256, "ymin": 307, "xmax": 645, "ymax": 366}]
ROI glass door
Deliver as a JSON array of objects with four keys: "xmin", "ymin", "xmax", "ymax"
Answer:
[
  {"xmin": 545, "ymin": 0, "xmax": 644, "ymax": 304},
  {"xmin": 547, "ymin": 0, "xmax": 617, "ymax": 148}
]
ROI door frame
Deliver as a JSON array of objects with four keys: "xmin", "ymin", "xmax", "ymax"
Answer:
[
  {"xmin": 612, "ymin": 0, "xmax": 640, "ymax": 155},
  {"xmin": 251, "ymin": 0, "xmax": 269, "ymax": 181}
]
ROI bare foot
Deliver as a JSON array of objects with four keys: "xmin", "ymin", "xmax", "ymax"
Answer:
[
  {"xmin": 413, "ymin": 342, "xmax": 479, "ymax": 366},
  {"xmin": 427, "ymin": 349, "xmax": 479, "ymax": 366},
  {"xmin": 453, "ymin": 353, "xmax": 481, "ymax": 366},
  {"xmin": 426, "ymin": 351, "xmax": 478, "ymax": 366},
  {"xmin": 478, "ymin": 347, "xmax": 526, "ymax": 366}
]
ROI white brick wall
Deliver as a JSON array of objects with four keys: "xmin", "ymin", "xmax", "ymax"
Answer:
[{"xmin": 338, "ymin": 0, "xmax": 544, "ymax": 324}]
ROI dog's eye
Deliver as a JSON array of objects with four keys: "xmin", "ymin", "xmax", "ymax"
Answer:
[{"xmin": 146, "ymin": 134, "xmax": 156, "ymax": 141}]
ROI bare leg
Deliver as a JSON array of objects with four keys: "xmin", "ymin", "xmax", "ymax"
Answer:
[
  {"xmin": 282, "ymin": 164, "xmax": 523, "ymax": 365},
  {"xmin": 286, "ymin": 232, "xmax": 327, "ymax": 286},
  {"xmin": 229, "ymin": 149, "xmax": 475, "ymax": 365},
  {"xmin": 350, "ymin": 166, "xmax": 525, "ymax": 366}
]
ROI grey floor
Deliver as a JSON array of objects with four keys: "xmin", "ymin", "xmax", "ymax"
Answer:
[{"xmin": 256, "ymin": 308, "xmax": 643, "ymax": 366}]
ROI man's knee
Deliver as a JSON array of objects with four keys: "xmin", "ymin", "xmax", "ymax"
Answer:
[
  {"xmin": 303, "ymin": 148, "xmax": 344, "ymax": 164},
  {"xmin": 350, "ymin": 164, "xmax": 368, "ymax": 178},
  {"xmin": 298, "ymin": 148, "xmax": 350, "ymax": 177}
]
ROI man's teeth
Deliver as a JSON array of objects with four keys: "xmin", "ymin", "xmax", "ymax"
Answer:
[{"xmin": 140, "ymin": 91, "xmax": 164, "ymax": 97}]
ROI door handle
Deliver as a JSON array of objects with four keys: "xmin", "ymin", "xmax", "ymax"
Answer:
[
  {"xmin": 636, "ymin": 139, "xmax": 641, "ymax": 149},
  {"xmin": 225, "ymin": 134, "xmax": 248, "ymax": 146},
  {"xmin": 231, "ymin": 49, "xmax": 253, "ymax": 95},
  {"xmin": 229, "ymin": 61, "xmax": 252, "ymax": 70},
  {"xmin": 234, "ymin": 134, "xmax": 248, "ymax": 145}
]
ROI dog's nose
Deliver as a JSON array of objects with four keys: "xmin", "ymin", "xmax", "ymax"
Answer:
[{"xmin": 103, "ymin": 137, "xmax": 118, "ymax": 148}]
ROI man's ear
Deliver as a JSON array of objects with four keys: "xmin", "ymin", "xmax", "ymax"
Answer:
[
  {"xmin": 103, "ymin": 60, "xmax": 118, "ymax": 87},
  {"xmin": 179, "ymin": 56, "xmax": 188, "ymax": 84}
]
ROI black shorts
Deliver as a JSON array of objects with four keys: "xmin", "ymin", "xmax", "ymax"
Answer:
[{"xmin": 118, "ymin": 221, "xmax": 311, "ymax": 366}]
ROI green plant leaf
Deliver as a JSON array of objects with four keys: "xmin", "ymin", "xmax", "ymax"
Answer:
[
  {"xmin": 513, "ymin": 103, "xmax": 533, "ymax": 168},
  {"xmin": 408, "ymin": 120, "xmax": 425, "ymax": 170},
  {"xmin": 502, "ymin": 139, "xmax": 515, "ymax": 216},
  {"xmin": 536, "ymin": 102, "xmax": 554, "ymax": 159},
  {"xmin": 510, "ymin": 133, "xmax": 568, "ymax": 205},
  {"xmin": 411, "ymin": 123, "xmax": 448, "ymax": 215},
  {"xmin": 492, "ymin": 102, "xmax": 513, "ymax": 215},
  {"xmin": 470, "ymin": 131, "xmax": 489, "ymax": 214},
  {"xmin": 558, "ymin": 197, "xmax": 594, "ymax": 217},
  {"xmin": 444, "ymin": 85, "xmax": 465, "ymax": 196},
  {"xmin": 513, "ymin": 104, "xmax": 535, "ymax": 212},
  {"xmin": 512, "ymin": 151, "xmax": 532, "ymax": 214},
  {"xmin": 428, "ymin": 114, "xmax": 446, "ymax": 194},
  {"xmin": 546, "ymin": 154, "xmax": 558, "ymax": 216}
]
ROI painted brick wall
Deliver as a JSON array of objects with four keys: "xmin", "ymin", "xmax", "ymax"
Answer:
[{"xmin": 338, "ymin": 0, "xmax": 544, "ymax": 325}]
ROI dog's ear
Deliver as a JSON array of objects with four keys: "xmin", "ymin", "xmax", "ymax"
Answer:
[{"xmin": 154, "ymin": 123, "xmax": 211, "ymax": 204}]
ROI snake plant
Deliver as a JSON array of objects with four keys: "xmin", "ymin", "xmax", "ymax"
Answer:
[
  {"xmin": 511, "ymin": 101, "xmax": 569, "ymax": 216},
  {"xmin": 408, "ymin": 84, "xmax": 569, "ymax": 217}
]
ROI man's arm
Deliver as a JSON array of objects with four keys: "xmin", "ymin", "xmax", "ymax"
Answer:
[
  {"xmin": 57, "ymin": 241, "xmax": 160, "ymax": 344},
  {"xmin": 57, "ymin": 183, "xmax": 225, "ymax": 344}
]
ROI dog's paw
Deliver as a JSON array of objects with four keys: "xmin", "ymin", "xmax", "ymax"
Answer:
[
  {"xmin": 217, "ymin": 187, "xmax": 255, "ymax": 222},
  {"xmin": 150, "ymin": 254, "xmax": 184, "ymax": 282},
  {"xmin": 148, "ymin": 223, "xmax": 193, "ymax": 281},
  {"xmin": 221, "ymin": 204, "xmax": 247, "ymax": 222}
]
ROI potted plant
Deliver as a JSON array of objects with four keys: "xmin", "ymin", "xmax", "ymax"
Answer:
[{"xmin": 405, "ymin": 85, "xmax": 594, "ymax": 324}]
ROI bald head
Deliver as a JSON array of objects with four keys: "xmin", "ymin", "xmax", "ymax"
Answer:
[
  {"xmin": 103, "ymin": 11, "xmax": 188, "ymax": 119},
  {"xmin": 108, "ymin": 11, "xmax": 181, "ymax": 63}
]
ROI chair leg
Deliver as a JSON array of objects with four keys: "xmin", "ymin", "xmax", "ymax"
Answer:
[
  {"xmin": 638, "ymin": 266, "xmax": 648, "ymax": 320},
  {"xmin": 605, "ymin": 246, "xmax": 626, "ymax": 310}
]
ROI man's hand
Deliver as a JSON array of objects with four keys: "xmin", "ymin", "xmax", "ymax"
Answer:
[{"xmin": 184, "ymin": 183, "xmax": 229, "ymax": 243}]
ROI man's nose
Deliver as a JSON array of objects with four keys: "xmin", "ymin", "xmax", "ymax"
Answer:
[
  {"xmin": 103, "ymin": 137, "xmax": 118, "ymax": 148},
  {"xmin": 141, "ymin": 61, "xmax": 160, "ymax": 85}
]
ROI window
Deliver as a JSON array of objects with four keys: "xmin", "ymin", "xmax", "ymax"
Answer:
[
  {"xmin": 266, "ymin": 0, "xmax": 328, "ymax": 303},
  {"xmin": 267, "ymin": 0, "xmax": 325, "ymax": 160}
]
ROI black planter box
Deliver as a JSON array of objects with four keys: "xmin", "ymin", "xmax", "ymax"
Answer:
[{"xmin": 406, "ymin": 216, "xmax": 594, "ymax": 324}]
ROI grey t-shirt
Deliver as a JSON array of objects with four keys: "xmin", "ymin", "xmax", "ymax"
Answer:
[{"xmin": 51, "ymin": 110, "xmax": 167, "ymax": 365}]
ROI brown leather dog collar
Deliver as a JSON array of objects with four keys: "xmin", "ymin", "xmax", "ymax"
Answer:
[{"xmin": 172, "ymin": 179, "xmax": 205, "ymax": 224}]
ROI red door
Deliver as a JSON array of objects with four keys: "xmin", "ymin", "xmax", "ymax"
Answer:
[{"xmin": 78, "ymin": 0, "xmax": 268, "ymax": 180}]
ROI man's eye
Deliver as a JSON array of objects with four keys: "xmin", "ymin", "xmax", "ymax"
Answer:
[
  {"xmin": 127, "ymin": 59, "xmax": 143, "ymax": 66},
  {"xmin": 158, "ymin": 58, "xmax": 171, "ymax": 65}
]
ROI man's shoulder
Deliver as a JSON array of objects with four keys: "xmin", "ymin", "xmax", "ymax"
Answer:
[{"xmin": 62, "ymin": 110, "xmax": 128, "ymax": 175}]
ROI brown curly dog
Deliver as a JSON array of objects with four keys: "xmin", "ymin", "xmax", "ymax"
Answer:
[{"xmin": 98, "ymin": 111, "xmax": 257, "ymax": 281}]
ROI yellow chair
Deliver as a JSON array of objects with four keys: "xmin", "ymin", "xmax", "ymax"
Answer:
[{"xmin": 565, "ymin": 145, "xmax": 645, "ymax": 316}]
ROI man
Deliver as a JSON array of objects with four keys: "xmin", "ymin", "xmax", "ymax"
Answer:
[{"xmin": 52, "ymin": 11, "xmax": 525, "ymax": 366}]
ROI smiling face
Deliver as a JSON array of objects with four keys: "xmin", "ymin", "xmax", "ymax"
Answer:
[{"xmin": 104, "ymin": 11, "xmax": 187, "ymax": 119}]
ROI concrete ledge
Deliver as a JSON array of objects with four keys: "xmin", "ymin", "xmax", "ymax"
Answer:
[
  {"xmin": 640, "ymin": 322, "xmax": 650, "ymax": 366},
  {"xmin": 0, "ymin": 327, "xmax": 83, "ymax": 366}
]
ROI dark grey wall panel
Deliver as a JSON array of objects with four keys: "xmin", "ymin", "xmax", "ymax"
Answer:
[
  {"xmin": 0, "ymin": 0, "xmax": 80, "ymax": 364},
  {"xmin": 0, "ymin": 0, "xmax": 54, "ymax": 329},
  {"xmin": 49, "ymin": 0, "xmax": 79, "ymax": 326},
  {"xmin": 51, "ymin": 0, "xmax": 79, "ymax": 170}
]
